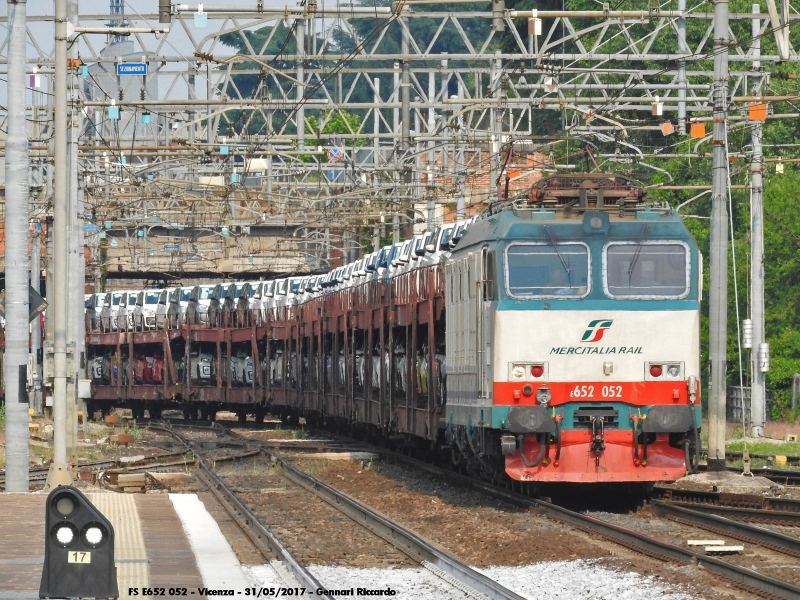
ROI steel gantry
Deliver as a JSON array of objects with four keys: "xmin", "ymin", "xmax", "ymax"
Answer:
[{"xmin": 0, "ymin": 1, "xmax": 797, "ymax": 485}]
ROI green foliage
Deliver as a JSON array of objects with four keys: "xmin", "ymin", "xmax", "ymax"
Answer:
[
  {"xmin": 0, "ymin": 403, "xmax": 5, "ymax": 430},
  {"xmin": 124, "ymin": 422, "xmax": 147, "ymax": 441},
  {"xmin": 492, "ymin": 0, "xmax": 800, "ymax": 422},
  {"xmin": 726, "ymin": 440, "xmax": 800, "ymax": 456}
]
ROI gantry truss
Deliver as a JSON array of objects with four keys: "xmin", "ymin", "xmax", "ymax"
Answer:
[{"xmin": 0, "ymin": 1, "xmax": 796, "ymax": 279}]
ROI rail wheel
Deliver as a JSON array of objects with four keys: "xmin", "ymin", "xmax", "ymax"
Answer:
[{"xmin": 131, "ymin": 404, "xmax": 145, "ymax": 421}]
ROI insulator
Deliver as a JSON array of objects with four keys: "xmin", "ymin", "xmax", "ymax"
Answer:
[
  {"xmin": 742, "ymin": 319, "xmax": 753, "ymax": 348},
  {"xmin": 758, "ymin": 343, "xmax": 770, "ymax": 373},
  {"xmin": 118, "ymin": 88, "xmax": 123, "ymax": 101},
  {"xmin": 140, "ymin": 88, "xmax": 145, "ymax": 101}
]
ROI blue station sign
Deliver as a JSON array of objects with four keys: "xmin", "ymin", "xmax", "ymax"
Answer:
[{"xmin": 117, "ymin": 63, "xmax": 147, "ymax": 76}]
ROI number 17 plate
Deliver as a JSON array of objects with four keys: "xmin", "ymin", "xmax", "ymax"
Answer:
[{"xmin": 67, "ymin": 551, "xmax": 91, "ymax": 563}]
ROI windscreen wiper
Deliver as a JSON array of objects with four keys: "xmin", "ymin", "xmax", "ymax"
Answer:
[
  {"xmin": 544, "ymin": 225, "xmax": 571, "ymax": 279},
  {"xmin": 628, "ymin": 224, "xmax": 650, "ymax": 282}
]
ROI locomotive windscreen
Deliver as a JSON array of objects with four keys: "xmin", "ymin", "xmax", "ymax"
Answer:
[
  {"xmin": 604, "ymin": 242, "xmax": 689, "ymax": 298},
  {"xmin": 505, "ymin": 243, "xmax": 590, "ymax": 298}
]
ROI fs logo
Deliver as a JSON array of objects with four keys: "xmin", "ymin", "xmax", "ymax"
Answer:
[{"xmin": 581, "ymin": 319, "xmax": 613, "ymax": 342}]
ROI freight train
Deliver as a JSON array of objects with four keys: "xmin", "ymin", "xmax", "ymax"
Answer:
[{"xmin": 86, "ymin": 173, "xmax": 701, "ymax": 484}]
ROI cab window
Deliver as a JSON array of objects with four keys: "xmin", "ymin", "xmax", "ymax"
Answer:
[
  {"xmin": 504, "ymin": 242, "xmax": 590, "ymax": 299},
  {"xmin": 603, "ymin": 242, "xmax": 689, "ymax": 299}
]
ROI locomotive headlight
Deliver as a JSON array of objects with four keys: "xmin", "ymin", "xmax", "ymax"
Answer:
[
  {"xmin": 536, "ymin": 386, "xmax": 552, "ymax": 405},
  {"xmin": 512, "ymin": 365, "xmax": 526, "ymax": 379},
  {"xmin": 667, "ymin": 364, "xmax": 681, "ymax": 378}
]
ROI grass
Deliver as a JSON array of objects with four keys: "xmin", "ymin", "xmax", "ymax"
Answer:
[
  {"xmin": 0, "ymin": 403, "xmax": 5, "ymax": 430},
  {"xmin": 726, "ymin": 440, "xmax": 800, "ymax": 456},
  {"xmin": 291, "ymin": 429, "xmax": 308, "ymax": 440},
  {"xmin": 124, "ymin": 422, "xmax": 148, "ymax": 441}
]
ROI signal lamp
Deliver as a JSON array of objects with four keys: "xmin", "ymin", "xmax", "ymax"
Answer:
[
  {"xmin": 649, "ymin": 365, "xmax": 663, "ymax": 378},
  {"xmin": 531, "ymin": 365, "xmax": 544, "ymax": 378},
  {"xmin": 39, "ymin": 486, "xmax": 118, "ymax": 599}
]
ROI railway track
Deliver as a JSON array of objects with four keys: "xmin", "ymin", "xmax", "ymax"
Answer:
[
  {"xmin": 157, "ymin": 425, "xmax": 336, "ymax": 599},
  {"xmin": 651, "ymin": 501, "xmax": 800, "ymax": 558},
  {"xmin": 164, "ymin": 422, "xmax": 526, "ymax": 600},
  {"xmin": 147, "ymin": 418, "xmax": 800, "ymax": 486},
  {"xmin": 211, "ymin": 422, "xmax": 800, "ymax": 600},
  {"xmin": 0, "ymin": 448, "xmax": 194, "ymax": 489},
  {"xmin": 653, "ymin": 487, "xmax": 800, "ymax": 526}
]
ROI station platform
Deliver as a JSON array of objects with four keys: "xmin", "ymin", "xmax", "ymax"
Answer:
[{"xmin": 0, "ymin": 491, "xmax": 256, "ymax": 600}]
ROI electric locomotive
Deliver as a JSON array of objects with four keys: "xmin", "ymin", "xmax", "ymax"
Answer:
[{"xmin": 444, "ymin": 174, "xmax": 701, "ymax": 483}]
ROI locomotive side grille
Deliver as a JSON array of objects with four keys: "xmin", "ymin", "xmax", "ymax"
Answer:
[{"xmin": 573, "ymin": 407, "xmax": 619, "ymax": 429}]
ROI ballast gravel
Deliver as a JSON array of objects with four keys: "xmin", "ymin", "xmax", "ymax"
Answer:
[
  {"xmin": 243, "ymin": 561, "xmax": 695, "ymax": 599},
  {"xmin": 479, "ymin": 561, "xmax": 695, "ymax": 599}
]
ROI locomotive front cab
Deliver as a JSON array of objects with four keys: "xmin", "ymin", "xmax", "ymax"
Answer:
[{"xmin": 491, "ymin": 206, "xmax": 701, "ymax": 483}]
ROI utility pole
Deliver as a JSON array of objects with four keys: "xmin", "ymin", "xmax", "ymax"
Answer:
[
  {"xmin": 707, "ymin": 0, "xmax": 731, "ymax": 470},
  {"xmin": 65, "ymin": 0, "xmax": 80, "ymax": 473},
  {"xmin": 4, "ymin": 0, "xmax": 31, "ymax": 493},
  {"xmin": 750, "ymin": 3, "xmax": 767, "ymax": 437},
  {"xmin": 427, "ymin": 72, "xmax": 436, "ymax": 231},
  {"xmin": 296, "ymin": 17, "xmax": 305, "ymax": 149},
  {"xmin": 45, "ymin": 0, "xmax": 74, "ymax": 490},
  {"xmin": 31, "ymin": 226, "xmax": 43, "ymax": 416},
  {"xmin": 677, "ymin": 0, "xmax": 688, "ymax": 135},
  {"xmin": 400, "ymin": 21, "xmax": 411, "ymax": 237}
]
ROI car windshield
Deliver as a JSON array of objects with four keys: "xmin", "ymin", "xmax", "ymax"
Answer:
[
  {"xmin": 180, "ymin": 289, "xmax": 192, "ymax": 302},
  {"xmin": 112, "ymin": 293, "xmax": 122, "ymax": 306},
  {"xmin": 94, "ymin": 296, "xmax": 104, "ymax": 307},
  {"xmin": 145, "ymin": 292, "xmax": 160, "ymax": 304},
  {"xmin": 440, "ymin": 227, "xmax": 454, "ymax": 247},
  {"xmin": 604, "ymin": 242, "xmax": 688, "ymax": 298},
  {"xmin": 199, "ymin": 287, "xmax": 214, "ymax": 300},
  {"xmin": 505, "ymin": 243, "xmax": 590, "ymax": 298},
  {"xmin": 289, "ymin": 278, "xmax": 302, "ymax": 293},
  {"xmin": 235, "ymin": 284, "xmax": 245, "ymax": 298}
]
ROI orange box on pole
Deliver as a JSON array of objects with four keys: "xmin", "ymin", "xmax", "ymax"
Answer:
[
  {"xmin": 749, "ymin": 102, "xmax": 767, "ymax": 121},
  {"xmin": 690, "ymin": 122, "xmax": 706, "ymax": 138}
]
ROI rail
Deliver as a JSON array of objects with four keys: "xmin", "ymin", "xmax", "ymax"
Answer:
[
  {"xmin": 215, "ymin": 422, "xmax": 800, "ymax": 600},
  {"xmin": 373, "ymin": 452, "xmax": 800, "ymax": 600},
  {"xmin": 652, "ymin": 500, "xmax": 800, "ymax": 558},
  {"xmin": 164, "ymin": 424, "xmax": 335, "ymax": 600},
  {"xmin": 209, "ymin": 422, "xmax": 525, "ymax": 600}
]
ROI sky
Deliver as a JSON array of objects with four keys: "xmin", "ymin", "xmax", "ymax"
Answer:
[{"xmin": 0, "ymin": 0, "xmax": 311, "ymax": 107}]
